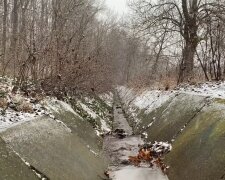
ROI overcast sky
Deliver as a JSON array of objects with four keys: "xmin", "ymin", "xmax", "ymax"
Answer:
[{"xmin": 104, "ymin": 0, "xmax": 129, "ymax": 16}]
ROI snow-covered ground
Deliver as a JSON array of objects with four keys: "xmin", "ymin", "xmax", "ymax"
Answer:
[
  {"xmin": 0, "ymin": 77, "xmax": 112, "ymax": 136},
  {"xmin": 0, "ymin": 78, "xmax": 47, "ymax": 132},
  {"xmin": 118, "ymin": 81, "xmax": 225, "ymax": 114},
  {"xmin": 177, "ymin": 81, "xmax": 225, "ymax": 99}
]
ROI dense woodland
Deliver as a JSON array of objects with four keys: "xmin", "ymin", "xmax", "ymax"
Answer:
[
  {"xmin": 1, "ymin": 0, "xmax": 225, "ymax": 94},
  {"xmin": 0, "ymin": 0, "xmax": 129, "ymax": 94}
]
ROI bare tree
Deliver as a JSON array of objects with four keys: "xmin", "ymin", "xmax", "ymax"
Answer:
[{"xmin": 130, "ymin": 0, "xmax": 225, "ymax": 83}]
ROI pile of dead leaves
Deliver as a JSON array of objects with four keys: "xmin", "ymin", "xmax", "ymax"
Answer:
[{"xmin": 128, "ymin": 142, "xmax": 172, "ymax": 174}]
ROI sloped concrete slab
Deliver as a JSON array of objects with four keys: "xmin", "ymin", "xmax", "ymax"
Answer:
[
  {"xmin": 2, "ymin": 117, "xmax": 107, "ymax": 180},
  {"xmin": 46, "ymin": 100, "xmax": 103, "ymax": 152},
  {"xmin": 145, "ymin": 94, "xmax": 207, "ymax": 142},
  {"xmin": 165, "ymin": 100, "xmax": 225, "ymax": 180},
  {"xmin": 134, "ymin": 96, "xmax": 174, "ymax": 134},
  {"xmin": 0, "ymin": 138, "xmax": 38, "ymax": 180}
]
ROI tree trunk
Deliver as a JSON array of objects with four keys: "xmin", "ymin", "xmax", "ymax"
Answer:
[
  {"xmin": 11, "ymin": 0, "xmax": 19, "ymax": 77},
  {"xmin": 2, "ymin": 0, "xmax": 7, "ymax": 75},
  {"xmin": 178, "ymin": 0, "xmax": 199, "ymax": 83},
  {"xmin": 179, "ymin": 41, "xmax": 197, "ymax": 83}
]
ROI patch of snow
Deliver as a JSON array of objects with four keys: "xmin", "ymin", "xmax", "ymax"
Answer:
[
  {"xmin": 99, "ymin": 92, "xmax": 114, "ymax": 107},
  {"xmin": 117, "ymin": 86, "xmax": 137, "ymax": 105},
  {"xmin": 132, "ymin": 90, "xmax": 175, "ymax": 113},
  {"xmin": 178, "ymin": 81, "xmax": 225, "ymax": 99},
  {"xmin": 45, "ymin": 98, "xmax": 80, "ymax": 117},
  {"xmin": 146, "ymin": 118, "xmax": 156, "ymax": 129},
  {"xmin": 78, "ymin": 100, "xmax": 112, "ymax": 133},
  {"xmin": 142, "ymin": 132, "xmax": 148, "ymax": 139},
  {"xmin": 84, "ymin": 97, "xmax": 95, "ymax": 104},
  {"xmin": 44, "ymin": 99, "xmax": 60, "ymax": 113},
  {"xmin": 58, "ymin": 101, "xmax": 77, "ymax": 114},
  {"xmin": 110, "ymin": 166, "xmax": 168, "ymax": 180},
  {"xmin": 117, "ymin": 82, "xmax": 225, "ymax": 131},
  {"xmin": 0, "ymin": 96, "xmax": 75, "ymax": 133},
  {"xmin": 79, "ymin": 101, "xmax": 97, "ymax": 119},
  {"xmin": 0, "ymin": 110, "xmax": 36, "ymax": 132},
  {"xmin": 100, "ymin": 119, "xmax": 111, "ymax": 132},
  {"xmin": 117, "ymin": 86, "xmax": 174, "ymax": 126},
  {"xmin": 54, "ymin": 119, "xmax": 72, "ymax": 133},
  {"xmin": 95, "ymin": 130, "xmax": 101, "ymax": 136},
  {"xmin": 118, "ymin": 86, "xmax": 174, "ymax": 113},
  {"xmin": 119, "ymin": 82, "xmax": 225, "ymax": 117},
  {"xmin": 87, "ymin": 145, "xmax": 98, "ymax": 156},
  {"xmin": 152, "ymin": 141, "xmax": 172, "ymax": 153}
]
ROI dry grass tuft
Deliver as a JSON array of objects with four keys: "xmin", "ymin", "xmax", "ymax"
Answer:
[
  {"xmin": 17, "ymin": 102, "xmax": 33, "ymax": 113},
  {"xmin": 0, "ymin": 98, "xmax": 8, "ymax": 109}
]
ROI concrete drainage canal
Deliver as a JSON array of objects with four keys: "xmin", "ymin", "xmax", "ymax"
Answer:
[
  {"xmin": 103, "ymin": 94, "xmax": 171, "ymax": 180},
  {"xmin": 1, "ymin": 89, "xmax": 225, "ymax": 180}
]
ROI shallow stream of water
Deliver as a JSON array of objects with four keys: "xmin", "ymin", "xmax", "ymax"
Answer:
[{"xmin": 104, "ymin": 97, "xmax": 168, "ymax": 180}]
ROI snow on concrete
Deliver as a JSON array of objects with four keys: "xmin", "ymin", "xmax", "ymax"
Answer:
[
  {"xmin": 110, "ymin": 166, "xmax": 168, "ymax": 180},
  {"xmin": 117, "ymin": 86, "xmax": 175, "ymax": 125},
  {"xmin": 95, "ymin": 130, "xmax": 101, "ymax": 136},
  {"xmin": 100, "ymin": 119, "xmax": 111, "ymax": 132},
  {"xmin": 12, "ymin": 148, "xmax": 48, "ymax": 180},
  {"xmin": 45, "ymin": 98, "xmax": 80, "ymax": 116},
  {"xmin": 79, "ymin": 101, "xmax": 98, "ymax": 119},
  {"xmin": 0, "ymin": 84, "xmax": 76, "ymax": 133},
  {"xmin": 79, "ymin": 101, "xmax": 110, "ymax": 132},
  {"xmin": 117, "ymin": 82, "xmax": 225, "ymax": 129},
  {"xmin": 77, "ymin": 98, "xmax": 111, "ymax": 133},
  {"xmin": 47, "ymin": 98, "xmax": 112, "ymax": 134},
  {"xmin": 117, "ymin": 86, "xmax": 137, "ymax": 105},
  {"xmin": 99, "ymin": 92, "xmax": 114, "ymax": 107},
  {"xmin": 87, "ymin": 145, "xmax": 99, "ymax": 156},
  {"xmin": 133, "ymin": 90, "xmax": 175, "ymax": 113},
  {"xmin": 118, "ymin": 81, "xmax": 225, "ymax": 115}
]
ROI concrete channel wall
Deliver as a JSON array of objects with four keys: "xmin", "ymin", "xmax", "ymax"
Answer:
[
  {"xmin": 0, "ymin": 101, "xmax": 108, "ymax": 180},
  {"xmin": 120, "ymin": 92, "xmax": 225, "ymax": 180}
]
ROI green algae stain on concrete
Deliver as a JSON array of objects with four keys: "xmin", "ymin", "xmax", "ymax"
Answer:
[
  {"xmin": 145, "ymin": 94, "xmax": 208, "ymax": 142},
  {"xmin": 0, "ymin": 138, "xmax": 38, "ymax": 180},
  {"xmin": 121, "ymin": 91, "xmax": 225, "ymax": 180},
  {"xmin": 214, "ymin": 98, "xmax": 225, "ymax": 105},
  {"xmin": 2, "ymin": 117, "xmax": 108, "ymax": 180},
  {"xmin": 165, "ymin": 102, "xmax": 225, "ymax": 180}
]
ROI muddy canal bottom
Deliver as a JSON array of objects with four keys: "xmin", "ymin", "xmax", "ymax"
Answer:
[{"xmin": 104, "ymin": 100, "xmax": 168, "ymax": 180}]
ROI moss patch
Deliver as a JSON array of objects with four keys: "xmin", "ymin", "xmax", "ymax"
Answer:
[
  {"xmin": 165, "ymin": 103, "xmax": 225, "ymax": 180},
  {"xmin": 145, "ymin": 94, "xmax": 207, "ymax": 142}
]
